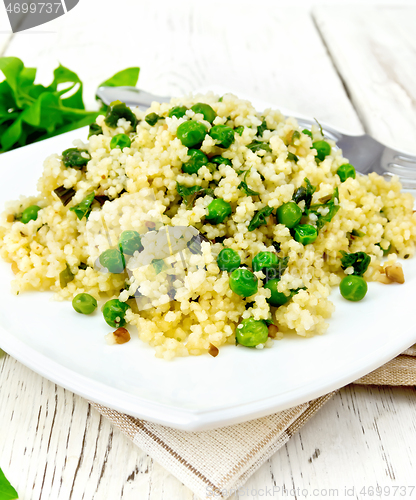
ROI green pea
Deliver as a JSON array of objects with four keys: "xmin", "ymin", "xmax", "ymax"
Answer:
[
  {"xmin": 62, "ymin": 148, "xmax": 90, "ymax": 169},
  {"xmin": 234, "ymin": 126, "xmax": 244, "ymax": 136},
  {"xmin": 217, "ymin": 248, "xmax": 241, "ymax": 272},
  {"xmin": 102, "ymin": 299, "xmax": 130, "ymax": 328},
  {"xmin": 210, "ymin": 156, "xmax": 232, "ymax": 167},
  {"xmin": 119, "ymin": 230, "xmax": 143, "ymax": 256},
  {"xmin": 312, "ymin": 140, "xmax": 331, "ymax": 161},
  {"xmin": 182, "ymin": 149, "xmax": 209, "ymax": 174},
  {"xmin": 302, "ymin": 129, "xmax": 313, "ymax": 138},
  {"xmin": 337, "ymin": 163, "xmax": 356, "ymax": 182},
  {"xmin": 72, "ymin": 293, "xmax": 97, "ymax": 314},
  {"xmin": 177, "ymin": 121, "xmax": 208, "ymax": 148},
  {"xmin": 209, "ymin": 125, "xmax": 235, "ymax": 148},
  {"xmin": 252, "ymin": 252, "xmax": 280, "ymax": 281},
  {"xmin": 229, "ymin": 268, "xmax": 258, "ymax": 297},
  {"xmin": 236, "ymin": 317, "xmax": 268, "ymax": 347},
  {"xmin": 99, "ymin": 248, "xmax": 125, "ymax": 274},
  {"xmin": 339, "ymin": 275, "xmax": 367, "ymax": 301},
  {"xmin": 264, "ymin": 279, "xmax": 291, "ymax": 307},
  {"xmin": 191, "ymin": 103, "xmax": 216, "ymax": 123},
  {"xmin": 206, "ymin": 198, "xmax": 232, "ymax": 224},
  {"xmin": 293, "ymin": 224, "xmax": 318, "ymax": 245},
  {"xmin": 21, "ymin": 205, "xmax": 41, "ymax": 224},
  {"xmin": 276, "ymin": 201, "xmax": 303, "ymax": 229},
  {"xmin": 105, "ymin": 100, "xmax": 138, "ymax": 129},
  {"xmin": 168, "ymin": 106, "xmax": 188, "ymax": 119},
  {"xmin": 145, "ymin": 112, "xmax": 162, "ymax": 126},
  {"xmin": 110, "ymin": 133, "xmax": 131, "ymax": 150}
]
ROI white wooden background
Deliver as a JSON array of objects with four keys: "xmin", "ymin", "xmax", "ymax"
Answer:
[{"xmin": 1, "ymin": 1, "xmax": 416, "ymax": 499}]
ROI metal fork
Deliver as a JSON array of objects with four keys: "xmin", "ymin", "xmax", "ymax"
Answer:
[{"xmin": 96, "ymin": 86, "xmax": 416, "ymax": 189}]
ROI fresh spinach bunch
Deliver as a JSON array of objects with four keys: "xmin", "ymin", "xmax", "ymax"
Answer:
[{"xmin": 0, "ymin": 57, "xmax": 140, "ymax": 152}]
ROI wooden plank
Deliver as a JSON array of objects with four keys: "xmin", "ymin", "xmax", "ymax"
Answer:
[
  {"xmin": 314, "ymin": 5, "xmax": 416, "ymax": 154},
  {"xmin": 2, "ymin": 0, "xmax": 362, "ymax": 132}
]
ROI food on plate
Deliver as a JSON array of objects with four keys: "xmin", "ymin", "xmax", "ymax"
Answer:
[{"xmin": 1, "ymin": 93, "xmax": 415, "ymax": 359}]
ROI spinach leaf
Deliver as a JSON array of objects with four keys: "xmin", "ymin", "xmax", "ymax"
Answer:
[
  {"xmin": 152, "ymin": 258, "xmax": 167, "ymax": 275},
  {"xmin": 70, "ymin": 192, "xmax": 95, "ymax": 220},
  {"xmin": 0, "ymin": 467, "xmax": 18, "ymax": 499},
  {"xmin": 238, "ymin": 169, "xmax": 259, "ymax": 196},
  {"xmin": 340, "ymin": 251, "xmax": 370, "ymax": 276},
  {"xmin": 98, "ymin": 67, "xmax": 140, "ymax": 89},
  {"xmin": 247, "ymin": 140, "xmax": 272, "ymax": 153},
  {"xmin": 287, "ymin": 152, "xmax": 299, "ymax": 163},
  {"xmin": 271, "ymin": 241, "xmax": 281, "ymax": 253},
  {"xmin": 176, "ymin": 182, "xmax": 213, "ymax": 208},
  {"xmin": 145, "ymin": 112, "xmax": 162, "ymax": 126},
  {"xmin": 307, "ymin": 187, "xmax": 340, "ymax": 230},
  {"xmin": 290, "ymin": 130, "xmax": 300, "ymax": 144},
  {"xmin": 257, "ymin": 119, "xmax": 268, "ymax": 137},
  {"xmin": 248, "ymin": 206, "xmax": 273, "ymax": 231},
  {"xmin": 53, "ymin": 185, "xmax": 76, "ymax": 206},
  {"xmin": 292, "ymin": 178, "xmax": 316, "ymax": 209}
]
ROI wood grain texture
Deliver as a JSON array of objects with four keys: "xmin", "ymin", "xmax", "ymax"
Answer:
[
  {"xmin": 314, "ymin": 5, "xmax": 416, "ymax": 154},
  {"xmin": 0, "ymin": 1, "xmax": 416, "ymax": 499},
  {"xmin": 2, "ymin": 0, "xmax": 362, "ymax": 132}
]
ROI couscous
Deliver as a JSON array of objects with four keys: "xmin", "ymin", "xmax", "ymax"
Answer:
[{"xmin": 1, "ymin": 93, "xmax": 415, "ymax": 359}]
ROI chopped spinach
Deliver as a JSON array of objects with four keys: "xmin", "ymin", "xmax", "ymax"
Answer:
[
  {"xmin": 238, "ymin": 169, "xmax": 259, "ymax": 196},
  {"xmin": 307, "ymin": 187, "xmax": 340, "ymax": 230},
  {"xmin": 257, "ymin": 119, "xmax": 268, "ymax": 137},
  {"xmin": 292, "ymin": 178, "xmax": 316, "ymax": 209},
  {"xmin": 176, "ymin": 182, "xmax": 214, "ymax": 208},
  {"xmin": 54, "ymin": 185, "xmax": 76, "ymax": 206},
  {"xmin": 152, "ymin": 258, "xmax": 167, "ymax": 275},
  {"xmin": 70, "ymin": 192, "xmax": 95, "ymax": 220},
  {"xmin": 247, "ymin": 140, "xmax": 272, "ymax": 153},
  {"xmin": 248, "ymin": 206, "xmax": 273, "ymax": 231},
  {"xmin": 88, "ymin": 123, "xmax": 103, "ymax": 138},
  {"xmin": 340, "ymin": 251, "xmax": 370, "ymax": 276},
  {"xmin": 287, "ymin": 152, "xmax": 299, "ymax": 163}
]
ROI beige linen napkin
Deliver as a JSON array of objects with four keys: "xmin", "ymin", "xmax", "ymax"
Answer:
[{"xmin": 91, "ymin": 345, "xmax": 416, "ymax": 500}]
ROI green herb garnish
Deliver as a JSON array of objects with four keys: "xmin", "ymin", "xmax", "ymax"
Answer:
[
  {"xmin": 340, "ymin": 251, "xmax": 371, "ymax": 276},
  {"xmin": 53, "ymin": 185, "xmax": 76, "ymax": 206},
  {"xmin": 307, "ymin": 187, "xmax": 340, "ymax": 230},
  {"xmin": 287, "ymin": 152, "xmax": 299, "ymax": 163},
  {"xmin": 152, "ymin": 258, "xmax": 167, "ymax": 275},
  {"xmin": 247, "ymin": 140, "xmax": 272, "ymax": 153},
  {"xmin": 257, "ymin": 119, "xmax": 268, "ymax": 137},
  {"xmin": 70, "ymin": 192, "xmax": 95, "ymax": 220},
  {"xmin": 238, "ymin": 169, "xmax": 259, "ymax": 196},
  {"xmin": 145, "ymin": 112, "xmax": 162, "ymax": 126},
  {"xmin": 176, "ymin": 182, "xmax": 214, "ymax": 209},
  {"xmin": 292, "ymin": 178, "xmax": 316, "ymax": 209},
  {"xmin": 248, "ymin": 206, "xmax": 273, "ymax": 231}
]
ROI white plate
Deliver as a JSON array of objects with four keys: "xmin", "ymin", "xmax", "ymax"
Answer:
[{"xmin": 0, "ymin": 95, "xmax": 415, "ymax": 431}]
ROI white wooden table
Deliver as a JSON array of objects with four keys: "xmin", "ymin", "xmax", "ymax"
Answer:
[{"xmin": 1, "ymin": 2, "xmax": 416, "ymax": 498}]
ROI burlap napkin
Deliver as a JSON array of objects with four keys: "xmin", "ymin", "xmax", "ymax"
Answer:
[{"xmin": 91, "ymin": 345, "xmax": 416, "ymax": 500}]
